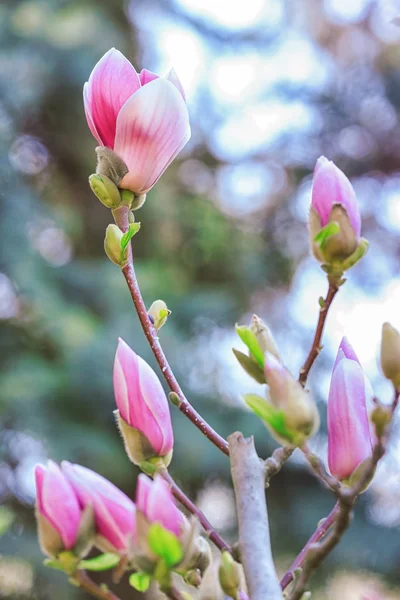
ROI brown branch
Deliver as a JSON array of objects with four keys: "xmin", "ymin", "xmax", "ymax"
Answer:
[
  {"xmin": 287, "ymin": 498, "xmax": 353, "ymax": 600},
  {"xmin": 302, "ymin": 445, "xmax": 342, "ymax": 494},
  {"xmin": 229, "ymin": 432, "xmax": 283, "ymax": 600},
  {"xmin": 280, "ymin": 502, "xmax": 340, "ymax": 590},
  {"xmin": 74, "ymin": 571, "xmax": 121, "ymax": 600},
  {"xmin": 298, "ymin": 283, "xmax": 339, "ymax": 386},
  {"xmin": 160, "ymin": 470, "xmax": 232, "ymax": 554},
  {"xmin": 264, "ymin": 445, "xmax": 295, "ymax": 485},
  {"xmin": 113, "ymin": 207, "xmax": 229, "ymax": 456}
]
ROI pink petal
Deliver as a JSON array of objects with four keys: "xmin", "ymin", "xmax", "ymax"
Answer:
[
  {"xmin": 166, "ymin": 68, "xmax": 186, "ymax": 101},
  {"xmin": 85, "ymin": 48, "xmax": 141, "ymax": 149},
  {"xmin": 41, "ymin": 461, "xmax": 81, "ymax": 549},
  {"xmin": 139, "ymin": 68, "xmax": 159, "ymax": 86},
  {"xmin": 328, "ymin": 360, "xmax": 373, "ymax": 480},
  {"xmin": 136, "ymin": 474, "xmax": 152, "ymax": 516},
  {"xmin": 333, "ymin": 337, "xmax": 360, "ymax": 371},
  {"xmin": 35, "ymin": 464, "xmax": 46, "ymax": 515},
  {"xmin": 114, "ymin": 339, "xmax": 173, "ymax": 455},
  {"xmin": 147, "ymin": 476, "xmax": 184, "ymax": 536},
  {"xmin": 114, "ymin": 78, "xmax": 191, "ymax": 194},
  {"xmin": 311, "ymin": 156, "xmax": 361, "ymax": 237},
  {"xmin": 62, "ymin": 462, "xmax": 136, "ymax": 551},
  {"xmin": 84, "ymin": 83, "xmax": 103, "ymax": 145}
]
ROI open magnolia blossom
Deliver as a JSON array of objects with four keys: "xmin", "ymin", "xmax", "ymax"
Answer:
[{"xmin": 84, "ymin": 48, "xmax": 191, "ymax": 194}]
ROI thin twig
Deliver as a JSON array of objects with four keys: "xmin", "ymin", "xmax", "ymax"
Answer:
[
  {"xmin": 113, "ymin": 207, "xmax": 229, "ymax": 456},
  {"xmin": 162, "ymin": 585, "xmax": 187, "ymax": 600},
  {"xmin": 302, "ymin": 444, "xmax": 342, "ymax": 494},
  {"xmin": 264, "ymin": 446, "xmax": 295, "ymax": 485},
  {"xmin": 287, "ymin": 498, "xmax": 353, "ymax": 600},
  {"xmin": 298, "ymin": 283, "xmax": 339, "ymax": 386},
  {"xmin": 229, "ymin": 432, "xmax": 283, "ymax": 600},
  {"xmin": 74, "ymin": 571, "xmax": 121, "ymax": 600},
  {"xmin": 160, "ymin": 470, "xmax": 232, "ymax": 554},
  {"xmin": 280, "ymin": 502, "xmax": 340, "ymax": 590}
]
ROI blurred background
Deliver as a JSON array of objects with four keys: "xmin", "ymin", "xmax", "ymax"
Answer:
[{"xmin": 1, "ymin": 0, "xmax": 400, "ymax": 597}]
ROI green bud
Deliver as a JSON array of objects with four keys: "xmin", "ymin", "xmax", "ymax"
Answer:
[
  {"xmin": 148, "ymin": 300, "xmax": 171, "ymax": 330},
  {"xmin": 185, "ymin": 569, "xmax": 202, "ymax": 587},
  {"xmin": 218, "ymin": 552, "xmax": 241, "ymax": 599},
  {"xmin": 250, "ymin": 315, "xmax": 280, "ymax": 360},
  {"xmin": 381, "ymin": 322, "xmax": 400, "ymax": 388},
  {"xmin": 104, "ymin": 225, "xmax": 126, "ymax": 267},
  {"xmin": 89, "ymin": 174, "xmax": 122, "ymax": 209}
]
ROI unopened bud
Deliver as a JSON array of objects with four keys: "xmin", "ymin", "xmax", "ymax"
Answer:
[
  {"xmin": 89, "ymin": 173, "xmax": 122, "ymax": 209},
  {"xmin": 381, "ymin": 323, "xmax": 400, "ymax": 388},
  {"xmin": 116, "ymin": 410, "xmax": 172, "ymax": 469},
  {"xmin": 250, "ymin": 315, "xmax": 280, "ymax": 360},
  {"xmin": 148, "ymin": 300, "xmax": 171, "ymax": 330},
  {"xmin": 104, "ymin": 225, "xmax": 127, "ymax": 267},
  {"xmin": 218, "ymin": 552, "xmax": 241, "ymax": 599}
]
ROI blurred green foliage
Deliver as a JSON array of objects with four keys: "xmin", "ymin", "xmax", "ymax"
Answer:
[{"xmin": 1, "ymin": 0, "xmax": 400, "ymax": 598}]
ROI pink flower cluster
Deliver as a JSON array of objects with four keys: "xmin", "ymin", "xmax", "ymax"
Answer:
[{"xmin": 35, "ymin": 460, "xmax": 184, "ymax": 555}]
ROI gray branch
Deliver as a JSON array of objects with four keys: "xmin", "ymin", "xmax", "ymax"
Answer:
[{"xmin": 229, "ymin": 432, "xmax": 283, "ymax": 600}]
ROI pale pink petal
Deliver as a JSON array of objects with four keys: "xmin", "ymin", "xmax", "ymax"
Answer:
[
  {"xmin": 328, "ymin": 360, "xmax": 373, "ymax": 480},
  {"xmin": 35, "ymin": 464, "xmax": 46, "ymax": 514},
  {"xmin": 166, "ymin": 68, "xmax": 186, "ymax": 101},
  {"xmin": 41, "ymin": 461, "xmax": 81, "ymax": 549},
  {"xmin": 114, "ymin": 338, "xmax": 139, "ymax": 424},
  {"xmin": 136, "ymin": 474, "xmax": 152, "ymax": 516},
  {"xmin": 85, "ymin": 48, "xmax": 141, "ymax": 148},
  {"xmin": 147, "ymin": 476, "xmax": 184, "ymax": 536},
  {"xmin": 333, "ymin": 337, "xmax": 360, "ymax": 371},
  {"xmin": 83, "ymin": 83, "xmax": 103, "ymax": 145},
  {"xmin": 114, "ymin": 78, "xmax": 191, "ymax": 194},
  {"xmin": 139, "ymin": 68, "xmax": 159, "ymax": 86}
]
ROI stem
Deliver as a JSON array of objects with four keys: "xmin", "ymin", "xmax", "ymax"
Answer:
[
  {"xmin": 162, "ymin": 585, "xmax": 186, "ymax": 600},
  {"xmin": 302, "ymin": 445, "xmax": 342, "ymax": 494},
  {"xmin": 280, "ymin": 502, "xmax": 340, "ymax": 590},
  {"xmin": 287, "ymin": 499, "xmax": 353, "ymax": 600},
  {"xmin": 298, "ymin": 283, "xmax": 339, "ymax": 386},
  {"xmin": 160, "ymin": 470, "xmax": 232, "ymax": 554},
  {"xmin": 264, "ymin": 445, "xmax": 295, "ymax": 485},
  {"xmin": 74, "ymin": 571, "xmax": 121, "ymax": 600},
  {"xmin": 114, "ymin": 208, "xmax": 229, "ymax": 457},
  {"xmin": 229, "ymin": 432, "xmax": 283, "ymax": 600}
]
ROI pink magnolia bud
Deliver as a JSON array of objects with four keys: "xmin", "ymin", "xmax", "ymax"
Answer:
[
  {"xmin": 35, "ymin": 461, "xmax": 82, "ymax": 554},
  {"xmin": 84, "ymin": 48, "xmax": 190, "ymax": 194},
  {"xmin": 309, "ymin": 156, "xmax": 361, "ymax": 262},
  {"xmin": 113, "ymin": 338, "xmax": 174, "ymax": 463},
  {"xmin": 328, "ymin": 338, "xmax": 374, "ymax": 481},
  {"xmin": 61, "ymin": 462, "xmax": 136, "ymax": 553},
  {"xmin": 136, "ymin": 474, "xmax": 185, "ymax": 537}
]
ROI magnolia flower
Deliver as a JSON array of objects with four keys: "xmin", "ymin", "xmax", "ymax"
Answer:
[
  {"xmin": 136, "ymin": 474, "xmax": 185, "ymax": 537},
  {"xmin": 35, "ymin": 461, "xmax": 82, "ymax": 555},
  {"xmin": 62, "ymin": 462, "xmax": 136, "ymax": 552},
  {"xmin": 309, "ymin": 156, "xmax": 361, "ymax": 262},
  {"xmin": 84, "ymin": 48, "xmax": 190, "ymax": 194},
  {"xmin": 328, "ymin": 338, "xmax": 374, "ymax": 480},
  {"xmin": 113, "ymin": 338, "xmax": 173, "ymax": 465}
]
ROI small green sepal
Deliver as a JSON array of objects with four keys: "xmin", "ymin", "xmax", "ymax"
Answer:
[
  {"xmin": 148, "ymin": 523, "xmax": 183, "ymax": 569},
  {"xmin": 129, "ymin": 572, "xmax": 152, "ymax": 592},
  {"xmin": 78, "ymin": 553, "xmax": 120, "ymax": 572}
]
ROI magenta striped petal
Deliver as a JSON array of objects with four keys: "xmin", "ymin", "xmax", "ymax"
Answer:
[
  {"xmin": 62, "ymin": 462, "xmax": 136, "ymax": 551},
  {"xmin": 147, "ymin": 475, "xmax": 184, "ymax": 536},
  {"xmin": 139, "ymin": 68, "xmax": 159, "ymax": 86},
  {"xmin": 35, "ymin": 461, "xmax": 81, "ymax": 550},
  {"xmin": 136, "ymin": 474, "xmax": 152, "ymax": 515},
  {"xmin": 114, "ymin": 78, "xmax": 191, "ymax": 194},
  {"xmin": 333, "ymin": 336, "xmax": 360, "ymax": 371},
  {"xmin": 312, "ymin": 156, "xmax": 361, "ymax": 238},
  {"xmin": 84, "ymin": 48, "xmax": 141, "ymax": 148},
  {"xmin": 113, "ymin": 339, "xmax": 174, "ymax": 456},
  {"xmin": 328, "ymin": 357, "xmax": 373, "ymax": 480}
]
